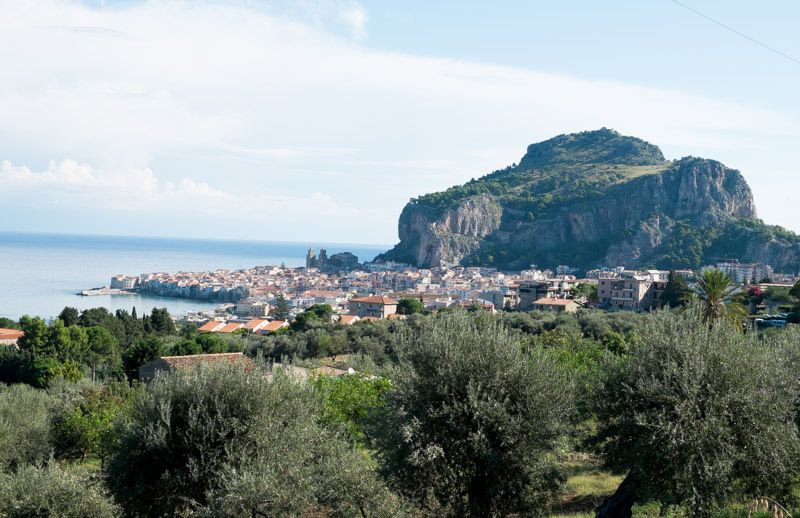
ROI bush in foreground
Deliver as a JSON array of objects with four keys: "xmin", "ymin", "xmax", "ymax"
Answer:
[
  {"xmin": 372, "ymin": 310, "xmax": 575, "ymax": 516},
  {"xmin": 0, "ymin": 384, "xmax": 53, "ymax": 471},
  {"xmin": 596, "ymin": 305, "xmax": 800, "ymax": 517},
  {"xmin": 0, "ymin": 463, "xmax": 120, "ymax": 518},
  {"xmin": 106, "ymin": 363, "xmax": 400, "ymax": 517}
]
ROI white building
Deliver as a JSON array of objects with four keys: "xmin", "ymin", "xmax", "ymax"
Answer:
[
  {"xmin": 235, "ymin": 298, "xmax": 270, "ymax": 318},
  {"xmin": 110, "ymin": 275, "xmax": 138, "ymax": 290},
  {"xmin": 712, "ymin": 262, "xmax": 773, "ymax": 284}
]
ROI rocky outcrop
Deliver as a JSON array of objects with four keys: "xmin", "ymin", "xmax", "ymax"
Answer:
[
  {"xmin": 380, "ymin": 130, "xmax": 799, "ymax": 272},
  {"xmin": 391, "ymin": 195, "xmax": 502, "ymax": 266}
]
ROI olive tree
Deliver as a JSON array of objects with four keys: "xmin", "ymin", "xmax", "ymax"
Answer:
[
  {"xmin": 106, "ymin": 363, "xmax": 399, "ymax": 517},
  {"xmin": 0, "ymin": 464, "xmax": 120, "ymax": 518},
  {"xmin": 595, "ymin": 305, "xmax": 800, "ymax": 517},
  {"xmin": 0, "ymin": 384, "xmax": 53, "ymax": 471},
  {"xmin": 372, "ymin": 310, "xmax": 575, "ymax": 517}
]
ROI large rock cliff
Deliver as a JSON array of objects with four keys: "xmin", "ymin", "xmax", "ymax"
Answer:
[{"xmin": 380, "ymin": 129, "xmax": 800, "ymax": 272}]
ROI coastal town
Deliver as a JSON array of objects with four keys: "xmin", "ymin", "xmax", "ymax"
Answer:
[{"xmin": 88, "ymin": 246, "xmax": 800, "ymax": 335}]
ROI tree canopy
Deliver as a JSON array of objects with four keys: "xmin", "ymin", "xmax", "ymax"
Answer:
[
  {"xmin": 372, "ymin": 311, "xmax": 575, "ymax": 516},
  {"xmin": 595, "ymin": 305, "xmax": 800, "ymax": 517}
]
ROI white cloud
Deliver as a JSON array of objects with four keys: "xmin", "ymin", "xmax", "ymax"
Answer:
[
  {"xmin": 0, "ymin": 159, "xmax": 229, "ymax": 207},
  {"xmin": 0, "ymin": 157, "xmax": 360, "ymax": 234},
  {"xmin": 0, "ymin": 0, "xmax": 797, "ymax": 243},
  {"xmin": 339, "ymin": 4, "xmax": 367, "ymax": 39}
]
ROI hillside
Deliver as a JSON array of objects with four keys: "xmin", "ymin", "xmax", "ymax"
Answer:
[{"xmin": 380, "ymin": 129, "xmax": 800, "ymax": 272}]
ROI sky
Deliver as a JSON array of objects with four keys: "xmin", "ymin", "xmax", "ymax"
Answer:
[{"xmin": 1, "ymin": 0, "xmax": 799, "ymax": 245}]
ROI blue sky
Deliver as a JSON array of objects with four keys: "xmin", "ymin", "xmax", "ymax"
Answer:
[{"xmin": 1, "ymin": 0, "xmax": 798, "ymax": 244}]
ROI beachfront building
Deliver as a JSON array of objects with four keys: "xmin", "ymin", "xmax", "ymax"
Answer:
[{"xmin": 110, "ymin": 275, "xmax": 138, "ymax": 289}]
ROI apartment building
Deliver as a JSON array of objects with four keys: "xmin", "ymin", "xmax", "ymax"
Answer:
[
  {"xmin": 348, "ymin": 295, "xmax": 399, "ymax": 319},
  {"xmin": 597, "ymin": 270, "xmax": 668, "ymax": 311}
]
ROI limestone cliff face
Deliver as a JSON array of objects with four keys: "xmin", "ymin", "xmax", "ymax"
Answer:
[
  {"xmin": 381, "ymin": 129, "xmax": 799, "ymax": 272},
  {"xmin": 393, "ymin": 195, "xmax": 502, "ymax": 266}
]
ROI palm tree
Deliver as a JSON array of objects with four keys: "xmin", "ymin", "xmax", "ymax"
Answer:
[{"xmin": 695, "ymin": 269, "xmax": 747, "ymax": 327}]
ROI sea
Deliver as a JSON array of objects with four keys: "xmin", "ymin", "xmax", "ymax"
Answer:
[{"xmin": 0, "ymin": 231, "xmax": 389, "ymax": 320}]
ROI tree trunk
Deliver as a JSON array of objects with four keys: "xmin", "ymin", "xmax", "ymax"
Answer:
[
  {"xmin": 468, "ymin": 475, "xmax": 492, "ymax": 518},
  {"xmin": 595, "ymin": 473, "xmax": 637, "ymax": 518}
]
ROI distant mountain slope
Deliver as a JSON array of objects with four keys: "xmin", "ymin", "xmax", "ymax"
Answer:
[{"xmin": 380, "ymin": 129, "xmax": 800, "ymax": 272}]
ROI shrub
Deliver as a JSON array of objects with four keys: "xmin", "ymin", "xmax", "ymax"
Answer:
[
  {"xmin": 0, "ymin": 463, "xmax": 120, "ymax": 517},
  {"xmin": 595, "ymin": 305, "xmax": 800, "ymax": 517},
  {"xmin": 372, "ymin": 310, "xmax": 575, "ymax": 516},
  {"xmin": 0, "ymin": 384, "xmax": 52, "ymax": 471},
  {"xmin": 106, "ymin": 363, "xmax": 397, "ymax": 517},
  {"xmin": 51, "ymin": 383, "xmax": 128, "ymax": 466},
  {"xmin": 311, "ymin": 373, "xmax": 391, "ymax": 443}
]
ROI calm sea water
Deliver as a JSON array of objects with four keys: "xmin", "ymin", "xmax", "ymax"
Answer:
[{"xmin": 0, "ymin": 232, "xmax": 388, "ymax": 320}]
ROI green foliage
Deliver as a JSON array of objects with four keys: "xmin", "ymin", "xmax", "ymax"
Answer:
[
  {"xmin": 17, "ymin": 315, "xmax": 50, "ymax": 357},
  {"xmin": 0, "ymin": 384, "xmax": 52, "ymax": 471},
  {"xmin": 121, "ymin": 336, "xmax": 163, "ymax": 378},
  {"xmin": 696, "ymin": 269, "xmax": 747, "ymax": 326},
  {"xmin": 372, "ymin": 310, "xmax": 575, "ymax": 516},
  {"xmin": 595, "ymin": 305, "xmax": 800, "ymax": 516},
  {"xmin": 311, "ymin": 373, "xmax": 391, "ymax": 443},
  {"xmin": 8, "ymin": 306, "xmax": 179, "ymax": 385},
  {"xmin": 86, "ymin": 326, "xmax": 120, "ymax": 381},
  {"xmin": 148, "ymin": 307, "xmax": 176, "ymax": 335},
  {"xmin": 306, "ymin": 303, "xmax": 333, "ymax": 320},
  {"xmin": 52, "ymin": 384, "xmax": 127, "ymax": 464},
  {"xmin": 0, "ymin": 318, "xmax": 18, "ymax": 330},
  {"xmin": 654, "ymin": 221, "xmax": 711, "ymax": 269},
  {"xmin": 397, "ymin": 297, "xmax": 424, "ymax": 315},
  {"xmin": 762, "ymin": 286, "xmax": 793, "ymax": 304},
  {"xmin": 661, "ymin": 270, "xmax": 692, "ymax": 308},
  {"xmin": 0, "ymin": 463, "xmax": 120, "ymax": 517},
  {"xmin": 106, "ymin": 363, "xmax": 396, "ymax": 517},
  {"xmin": 291, "ymin": 308, "xmax": 322, "ymax": 331},
  {"xmin": 317, "ymin": 332, "xmax": 346, "ymax": 360},
  {"xmin": 57, "ymin": 306, "xmax": 80, "ymax": 326},
  {"xmin": 574, "ymin": 282, "xmax": 598, "ymax": 302},
  {"xmin": 790, "ymin": 280, "xmax": 800, "ymax": 300},
  {"xmin": 272, "ymin": 293, "xmax": 291, "ymax": 321}
]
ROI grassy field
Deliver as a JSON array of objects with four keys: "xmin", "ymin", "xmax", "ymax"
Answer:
[
  {"xmin": 550, "ymin": 453, "xmax": 622, "ymax": 517},
  {"xmin": 549, "ymin": 455, "xmax": 799, "ymax": 517}
]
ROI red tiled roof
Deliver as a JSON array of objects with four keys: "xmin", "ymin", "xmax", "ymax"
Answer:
[
  {"xmin": 533, "ymin": 298, "xmax": 576, "ymax": 306},
  {"xmin": 263, "ymin": 320, "xmax": 288, "ymax": 332},
  {"xmin": 350, "ymin": 295, "xmax": 399, "ymax": 305},
  {"xmin": 218, "ymin": 323, "xmax": 244, "ymax": 333},
  {"xmin": 244, "ymin": 319, "xmax": 268, "ymax": 330},
  {"xmin": 0, "ymin": 328, "xmax": 23, "ymax": 340},
  {"xmin": 198, "ymin": 321, "xmax": 224, "ymax": 332},
  {"xmin": 339, "ymin": 315, "xmax": 360, "ymax": 325}
]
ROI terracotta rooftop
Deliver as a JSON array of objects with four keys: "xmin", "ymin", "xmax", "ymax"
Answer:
[
  {"xmin": 350, "ymin": 295, "xmax": 399, "ymax": 305},
  {"xmin": 198, "ymin": 321, "xmax": 224, "ymax": 332},
  {"xmin": 0, "ymin": 328, "xmax": 23, "ymax": 340},
  {"xmin": 244, "ymin": 319, "xmax": 268, "ymax": 330},
  {"xmin": 218, "ymin": 323, "xmax": 244, "ymax": 333},
  {"xmin": 263, "ymin": 320, "xmax": 288, "ymax": 332},
  {"xmin": 533, "ymin": 298, "xmax": 576, "ymax": 306}
]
